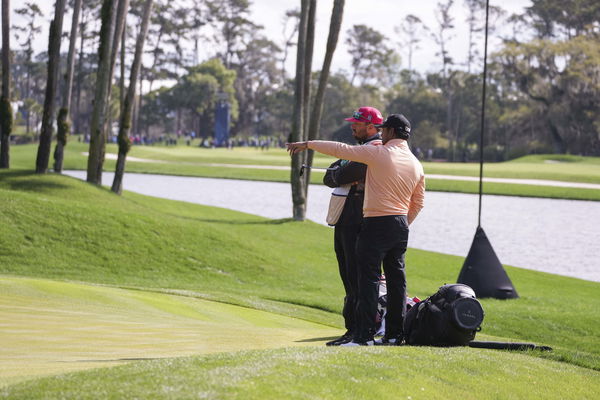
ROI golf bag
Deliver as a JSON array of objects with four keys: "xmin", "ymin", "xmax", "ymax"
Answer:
[{"xmin": 404, "ymin": 283, "xmax": 484, "ymax": 346}]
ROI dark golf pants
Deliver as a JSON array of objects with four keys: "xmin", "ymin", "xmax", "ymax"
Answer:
[
  {"xmin": 355, "ymin": 215, "xmax": 409, "ymax": 341},
  {"xmin": 334, "ymin": 224, "xmax": 361, "ymax": 333}
]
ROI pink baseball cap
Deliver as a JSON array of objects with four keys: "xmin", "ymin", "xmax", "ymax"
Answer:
[{"xmin": 344, "ymin": 106, "xmax": 384, "ymax": 125}]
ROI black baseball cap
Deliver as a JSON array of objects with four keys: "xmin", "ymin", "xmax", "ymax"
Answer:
[{"xmin": 375, "ymin": 114, "xmax": 411, "ymax": 135}]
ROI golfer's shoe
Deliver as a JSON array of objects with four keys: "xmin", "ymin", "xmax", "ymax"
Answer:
[
  {"xmin": 374, "ymin": 335, "xmax": 404, "ymax": 346},
  {"xmin": 339, "ymin": 339, "xmax": 375, "ymax": 347},
  {"xmin": 325, "ymin": 331, "xmax": 353, "ymax": 346}
]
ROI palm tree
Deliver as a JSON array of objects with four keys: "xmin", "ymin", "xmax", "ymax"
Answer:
[
  {"xmin": 54, "ymin": 0, "xmax": 83, "ymax": 173},
  {"xmin": 290, "ymin": 0, "xmax": 345, "ymax": 221},
  {"xmin": 302, "ymin": 0, "xmax": 345, "ymax": 190},
  {"xmin": 289, "ymin": 0, "xmax": 311, "ymax": 221},
  {"xmin": 86, "ymin": 0, "xmax": 118, "ymax": 184},
  {"xmin": 35, "ymin": 0, "xmax": 67, "ymax": 173},
  {"xmin": 112, "ymin": 0, "xmax": 154, "ymax": 194},
  {"xmin": 0, "ymin": 0, "xmax": 12, "ymax": 169}
]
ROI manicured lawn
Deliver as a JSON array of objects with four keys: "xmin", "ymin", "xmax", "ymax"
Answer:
[
  {"xmin": 10, "ymin": 142, "xmax": 600, "ymax": 200},
  {"xmin": 3, "ymin": 347, "xmax": 599, "ymax": 400},
  {"xmin": 1, "ymin": 170, "xmax": 599, "ymax": 398}
]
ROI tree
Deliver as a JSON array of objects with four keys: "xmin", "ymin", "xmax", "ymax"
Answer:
[
  {"xmin": 0, "ymin": 0, "xmax": 11, "ymax": 168},
  {"xmin": 53, "ymin": 0, "xmax": 82, "ymax": 173},
  {"xmin": 345, "ymin": 24, "xmax": 393, "ymax": 86},
  {"xmin": 464, "ymin": 0, "xmax": 505, "ymax": 73},
  {"xmin": 494, "ymin": 36, "xmax": 600, "ymax": 155},
  {"xmin": 464, "ymin": 0, "xmax": 485, "ymax": 73},
  {"xmin": 73, "ymin": 0, "xmax": 102, "ymax": 137},
  {"xmin": 279, "ymin": 8, "xmax": 299, "ymax": 82},
  {"xmin": 396, "ymin": 14, "xmax": 428, "ymax": 72},
  {"xmin": 525, "ymin": 0, "xmax": 600, "ymax": 39},
  {"xmin": 12, "ymin": 2, "xmax": 42, "ymax": 135},
  {"xmin": 35, "ymin": 0, "xmax": 67, "ymax": 174},
  {"xmin": 302, "ymin": 0, "xmax": 345, "ymax": 189},
  {"xmin": 209, "ymin": 0, "xmax": 256, "ymax": 69},
  {"xmin": 103, "ymin": 0, "xmax": 129, "ymax": 145},
  {"xmin": 289, "ymin": 0, "xmax": 312, "ymax": 221},
  {"xmin": 171, "ymin": 58, "xmax": 237, "ymax": 138},
  {"xmin": 189, "ymin": 0, "xmax": 213, "ymax": 66},
  {"xmin": 232, "ymin": 36, "xmax": 281, "ymax": 137},
  {"xmin": 432, "ymin": 0, "xmax": 458, "ymax": 160},
  {"xmin": 432, "ymin": 0, "xmax": 455, "ymax": 80},
  {"xmin": 86, "ymin": 0, "xmax": 118, "ymax": 184},
  {"xmin": 112, "ymin": 0, "xmax": 153, "ymax": 194}
]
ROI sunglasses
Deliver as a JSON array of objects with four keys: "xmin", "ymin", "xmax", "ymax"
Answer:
[{"xmin": 352, "ymin": 111, "xmax": 367, "ymax": 121}]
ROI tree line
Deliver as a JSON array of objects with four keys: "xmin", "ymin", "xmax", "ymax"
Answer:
[{"xmin": 0, "ymin": 0, "xmax": 599, "ymax": 198}]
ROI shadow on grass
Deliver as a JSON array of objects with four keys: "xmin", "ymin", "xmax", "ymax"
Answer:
[
  {"xmin": 295, "ymin": 336, "xmax": 340, "ymax": 343},
  {"xmin": 190, "ymin": 217, "xmax": 297, "ymax": 226},
  {"xmin": 64, "ymin": 357, "xmax": 165, "ymax": 363},
  {"xmin": 0, "ymin": 170, "xmax": 69, "ymax": 191}
]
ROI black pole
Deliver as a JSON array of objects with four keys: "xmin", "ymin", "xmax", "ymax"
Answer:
[
  {"xmin": 477, "ymin": 0, "xmax": 490, "ymax": 228},
  {"xmin": 457, "ymin": 0, "xmax": 518, "ymax": 299}
]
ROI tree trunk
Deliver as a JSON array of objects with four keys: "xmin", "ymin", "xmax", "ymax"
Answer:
[
  {"xmin": 303, "ymin": 0, "xmax": 344, "ymax": 190},
  {"xmin": 302, "ymin": 0, "xmax": 316, "ymax": 140},
  {"xmin": 548, "ymin": 120, "xmax": 566, "ymax": 154},
  {"xmin": 119, "ymin": 24, "xmax": 125, "ymax": 114},
  {"xmin": 74, "ymin": 12, "xmax": 86, "ymax": 138},
  {"xmin": 35, "ymin": 0, "xmax": 67, "ymax": 173},
  {"xmin": 102, "ymin": 0, "xmax": 129, "ymax": 141},
  {"xmin": 290, "ymin": 0, "xmax": 310, "ymax": 221},
  {"xmin": 112, "ymin": 0, "xmax": 153, "ymax": 194},
  {"xmin": 86, "ymin": 0, "xmax": 118, "ymax": 184},
  {"xmin": 54, "ymin": 0, "xmax": 82, "ymax": 173},
  {"xmin": 0, "ymin": 0, "xmax": 11, "ymax": 169}
]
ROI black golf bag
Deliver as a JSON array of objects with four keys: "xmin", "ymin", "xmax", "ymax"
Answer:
[{"xmin": 404, "ymin": 283, "xmax": 484, "ymax": 346}]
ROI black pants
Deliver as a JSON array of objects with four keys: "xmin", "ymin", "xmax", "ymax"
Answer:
[
  {"xmin": 355, "ymin": 215, "xmax": 409, "ymax": 341},
  {"xmin": 334, "ymin": 223, "xmax": 361, "ymax": 333}
]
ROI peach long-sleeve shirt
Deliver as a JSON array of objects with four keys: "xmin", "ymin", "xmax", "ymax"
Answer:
[{"xmin": 308, "ymin": 139, "xmax": 425, "ymax": 223}]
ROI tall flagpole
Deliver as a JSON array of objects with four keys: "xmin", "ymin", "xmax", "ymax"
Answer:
[
  {"xmin": 477, "ymin": 0, "xmax": 490, "ymax": 228},
  {"xmin": 457, "ymin": 0, "xmax": 518, "ymax": 299}
]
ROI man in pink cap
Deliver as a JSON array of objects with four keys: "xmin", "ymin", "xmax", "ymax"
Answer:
[
  {"xmin": 322, "ymin": 106, "xmax": 383, "ymax": 346},
  {"xmin": 287, "ymin": 113, "xmax": 425, "ymax": 346}
]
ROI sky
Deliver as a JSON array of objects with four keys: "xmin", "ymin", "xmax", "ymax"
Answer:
[{"xmin": 12, "ymin": 0, "xmax": 533, "ymax": 77}]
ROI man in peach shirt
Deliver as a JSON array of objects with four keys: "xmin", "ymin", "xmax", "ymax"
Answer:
[{"xmin": 287, "ymin": 113, "xmax": 425, "ymax": 346}]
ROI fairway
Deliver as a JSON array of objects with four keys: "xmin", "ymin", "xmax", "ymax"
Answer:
[
  {"xmin": 0, "ymin": 276, "xmax": 339, "ymax": 387},
  {"xmin": 2, "ymin": 170, "xmax": 600, "ymax": 398},
  {"xmin": 7, "ymin": 142, "xmax": 600, "ymax": 201}
]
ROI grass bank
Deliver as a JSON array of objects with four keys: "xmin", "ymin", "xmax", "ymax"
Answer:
[
  {"xmin": 4, "ymin": 347, "xmax": 599, "ymax": 400},
  {"xmin": 1, "ymin": 170, "xmax": 599, "ymax": 397},
  {"xmin": 9, "ymin": 143, "xmax": 600, "ymax": 201}
]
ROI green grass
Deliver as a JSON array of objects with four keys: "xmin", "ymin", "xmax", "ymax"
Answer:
[
  {"xmin": 3, "ymin": 347, "xmax": 599, "ymax": 400},
  {"xmin": 9, "ymin": 142, "xmax": 600, "ymax": 201},
  {"xmin": 1, "ymin": 170, "xmax": 599, "ymax": 398},
  {"xmin": 424, "ymin": 154, "xmax": 600, "ymax": 184},
  {"xmin": 0, "ymin": 276, "xmax": 339, "ymax": 387}
]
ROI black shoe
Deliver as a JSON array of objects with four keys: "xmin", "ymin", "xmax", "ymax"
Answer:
[{"xmin": 326, "ymin": 331, "xmax": 354, "ymax": 346}]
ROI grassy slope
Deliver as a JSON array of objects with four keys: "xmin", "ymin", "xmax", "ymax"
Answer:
[
  {"xmin": 0, "ymin": 276, "xmax": 339, "ymax": 387},
  {"xmin": 9, "ymin": 143, "xmax": 600, "ymax": 201},
  {"xmin": 3, "ymin": 348, "xmax": 599, "ymax": 400},
  {"xmin": 1, "ymin": 171, "xmax": 599, "ymax": 397}
]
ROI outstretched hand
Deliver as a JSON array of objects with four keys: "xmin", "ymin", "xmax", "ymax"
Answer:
[{"xmin": 286, "ymin": 141, "xmax": 308, "ymax": 155}]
